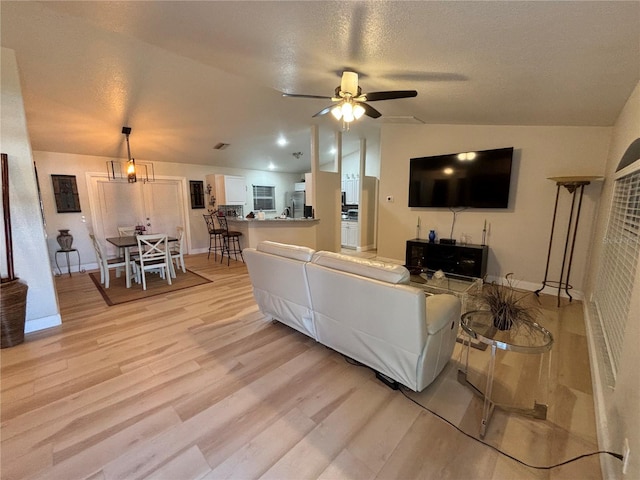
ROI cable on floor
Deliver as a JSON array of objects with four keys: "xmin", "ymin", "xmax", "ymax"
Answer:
[{"xmin": 342, "ymin": 355, "xmax": 623, "ymax": 470}]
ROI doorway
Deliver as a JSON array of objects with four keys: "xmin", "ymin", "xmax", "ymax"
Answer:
[{"xmin": 86, "ymin": 174, "xmax": 190, "ymax": 256}]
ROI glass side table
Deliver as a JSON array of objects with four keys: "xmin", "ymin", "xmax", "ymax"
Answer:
[{"xmin": 458, "ymin": 310, "xmax": 554, "ymax": 438}]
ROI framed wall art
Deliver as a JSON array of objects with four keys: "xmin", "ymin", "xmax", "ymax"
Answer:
[
  {"xmin": 190, "ymin": 180, "xmax": 205, "ymax": 209},
  {"xmin": 51, "ymin": 174, "xmax": 81, "ymax": 213}
]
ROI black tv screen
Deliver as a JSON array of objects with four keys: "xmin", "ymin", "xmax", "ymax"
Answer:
[{"xmin": 408, "ymin": 147, "xmax": 513, "ymax": 208}]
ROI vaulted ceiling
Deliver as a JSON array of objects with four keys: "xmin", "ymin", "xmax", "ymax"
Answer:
[{"xmin": 2, "ymin": 1, "xmax": 638, "ymax": 173}]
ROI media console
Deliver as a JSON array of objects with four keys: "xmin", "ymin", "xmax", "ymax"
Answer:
[{"xmin": 405, "ymin": 239, "xmax": 488, "ymax": 279}]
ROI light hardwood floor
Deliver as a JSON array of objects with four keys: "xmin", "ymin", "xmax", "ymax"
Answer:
[{"xmin": 1, "ymin": 253, "xmax": 602, "ymax": 479}]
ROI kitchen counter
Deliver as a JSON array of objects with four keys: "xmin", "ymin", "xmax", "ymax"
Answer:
[
  {"xmin": 229, "ymin": 217, "xmax": 319, "ymax": 223},
  {"xmin": 227, "ymin": 217, "xmax": 319, "ymax": 249}
]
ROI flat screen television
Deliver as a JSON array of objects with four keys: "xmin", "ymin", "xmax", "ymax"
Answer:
[{"xmin": 408, "ymin": 147, "xmax": 513, "ymax": 208}]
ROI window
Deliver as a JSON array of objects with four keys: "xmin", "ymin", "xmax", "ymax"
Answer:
[
  {"xmin": 594, "ymin": 166, "xmax": 640, "ymax": 381},
  {"xmin": 252, "ymin": 185, "xmax": 276, "ymax": 211}
]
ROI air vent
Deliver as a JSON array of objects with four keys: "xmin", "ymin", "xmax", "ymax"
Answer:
[{"xmin": 213, "ymin": 142, "xmax": 230, "ymax": 150}]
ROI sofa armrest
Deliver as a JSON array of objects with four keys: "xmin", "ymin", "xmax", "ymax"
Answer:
[{"xmin": 425, "ymin": 294, "xmax": 461, "ymax": 334}]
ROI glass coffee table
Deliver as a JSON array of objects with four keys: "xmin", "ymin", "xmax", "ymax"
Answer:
[
  {"xmin": 409, "ymin": 269, "xmax": 482, "ymax": 313},
  {"xmin": 458, "ymin": 310, "xmax": 554, "ymax": 438}
]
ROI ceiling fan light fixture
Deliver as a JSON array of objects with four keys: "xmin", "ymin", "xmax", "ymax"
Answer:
[
  {"xmin": 331, "ymin": 105, "xmax": 343, "ymax": 120},
  {"xmin": 341, "ymin": 102, "xmax": 355, "ymax": 123},
  {"xmin": 353, "ymin": 103, "xmax": 366, "ymax": 120},
  {"xmin": 341, "ymin": 71, "xmax": 359, "ymax": 96}
]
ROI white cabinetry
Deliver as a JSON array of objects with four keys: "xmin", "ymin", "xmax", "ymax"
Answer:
[
  {"xmin": 207, "ymin": 174, "xmax": 246, "ymax": 205},
  {"xmin": 341, "ymin": 221, "xmax": 358, "ymax": 248},
  {"xmin": 341, "ymin": 175, "xmax": 359, "ymax": 205}
]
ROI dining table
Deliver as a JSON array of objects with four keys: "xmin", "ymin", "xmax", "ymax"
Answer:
[{"xmin": 106, "ymin": 235, "xmax": 178, "ymax": 288}]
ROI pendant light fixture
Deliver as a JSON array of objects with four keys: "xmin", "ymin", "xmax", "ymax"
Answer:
[
  {"xmin": 106, "ymin": 126, "xmax": 155, "ymax": 183},
  {"xmin": 122, "ymin": 127, "xmax": 136, "ymax": 183}
]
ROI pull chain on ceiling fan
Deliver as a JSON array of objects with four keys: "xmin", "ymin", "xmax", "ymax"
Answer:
[{"xmin": 283, "ymin": 71, "xmax": 418, "ymax": 129}]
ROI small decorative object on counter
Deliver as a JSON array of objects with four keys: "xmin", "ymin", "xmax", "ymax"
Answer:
[
  {"xmin": 56, "ymin": 229, "xmax": 74, "ymax": 250},
  {"xmin": 246, "ymin": 211, "xmax": 255, "ymax": 219},
  {"xmin": 428, "ymin": 230, "xmax": 436, "ymax": 243}
]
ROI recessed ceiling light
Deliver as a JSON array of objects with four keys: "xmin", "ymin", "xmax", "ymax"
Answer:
[
  {"xmin": 277, "ymin": 137, "xmax": 288, "ymax": 147},
  {"xmin": 268, "ymin": 162, "xmax": 276, "ymax": 170}
]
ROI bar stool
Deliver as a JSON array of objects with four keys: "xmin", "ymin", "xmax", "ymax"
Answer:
[
  {"xmin": 203, "ymin": 214, "xmax": 224, "ymax": 260},
  {"xmin": 217, "ymin": 214, "xmax": 244, "ymax": 265}
]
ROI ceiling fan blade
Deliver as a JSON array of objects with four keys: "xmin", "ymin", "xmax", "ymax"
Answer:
[
  {"xmin": 363, "ymin": 90, "xmax": 418, "ymax": 101},
  {"xmin": 312, "ymin": 105, "xmax": 335, "ymax": 117},
  {"xmin": 361, "ymin": 103, "xmax": 382, "ymax": 119},
  {"xmin": 282, "ymin": 93, "xmax": 333, "ymax": 100}
]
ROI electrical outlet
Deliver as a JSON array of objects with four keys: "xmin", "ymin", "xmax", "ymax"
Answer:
[
  {"xmin": 623, "ymin": 438, "xmax": 630, "ymax": 475},
  {"xmin": 386, "ymin": 195, "xmax": 394, "ymax": 203}
]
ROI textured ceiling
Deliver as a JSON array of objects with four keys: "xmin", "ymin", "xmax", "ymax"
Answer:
[{"xmin": 1, "ymin": 1, "xmax": 639, "ymax": 173}]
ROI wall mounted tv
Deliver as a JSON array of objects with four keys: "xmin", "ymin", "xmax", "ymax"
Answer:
[{"xmin": 408, "ymin": 147, "xmax": 514, "ymax": 208}]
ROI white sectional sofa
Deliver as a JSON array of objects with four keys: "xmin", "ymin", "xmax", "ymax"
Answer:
[{"xmin": 244, "ymin": 241, "xmax": 461, "ymax": 392}]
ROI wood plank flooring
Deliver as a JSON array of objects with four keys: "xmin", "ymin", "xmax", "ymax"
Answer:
[{"xmin": 1, "ymin": 253, "xmax": 602, "ymax": 479}]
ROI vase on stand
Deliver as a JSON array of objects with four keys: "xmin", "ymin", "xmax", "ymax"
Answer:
[
  {"xmin": 428, "ymin": 230, "xmax": 436, "ymax": 243},
  {"xmin": 56, "ymin": 229, "xmax": 74, "ymax": 251}
]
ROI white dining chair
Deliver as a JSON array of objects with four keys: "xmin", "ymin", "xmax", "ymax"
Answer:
[
  {"xmin": 117, "ymin": 225, "xmax": 140, "ymax": 258},
  {"xmin": 134, "ymin": 234, "xmax": 172, "ymax": 290},
  {"xmin": 118, "ymin": 226, "xmax": 137, "ymax": 236},
  {"xmin": 170, "ymin": 227, "xmax": 186, "ymax": 274},
  {"xmin": 89, "ymin": 234, "xmax": 128, "ymax": 289}
]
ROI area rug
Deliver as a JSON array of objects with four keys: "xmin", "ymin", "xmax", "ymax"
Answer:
[{"xmin": 89, "ymin": 269, "xmax": 212, "ymax": 306}]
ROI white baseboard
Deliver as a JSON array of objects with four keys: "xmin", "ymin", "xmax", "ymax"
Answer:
[
  {"xmin": 51, "ymin": 262, "xmax": 98, "ymax": 275},
  {"xmin": 483, "ymin": 276, "xmax": 585, "ymax": 301}
]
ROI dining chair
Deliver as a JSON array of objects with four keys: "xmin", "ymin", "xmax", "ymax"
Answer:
[
  {"xmin": 134, "ymin": 234, "xmax": 172, "ymax": 290},
  {"xmin": 203, "ymin": 213, "xmax": 224, "ymax": 260},
  {"xmin": 170, "ymin": 226, "xmax": 186, "ymax": 274},
  {"xmin": 117, "ymin": 226, "xmax": 137, "ymax": 236},
  {"xmin": 117, "ymin": 225, "xmax": 139, "ymax": 257},
  {"xmin": 89, "ymin": 234, "xmax": 128, "ymax": 288},
  {"xmin": 217, "ymin": 214, "xmax": 244, "ymax": 266}
]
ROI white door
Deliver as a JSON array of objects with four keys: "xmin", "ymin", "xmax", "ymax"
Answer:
[{"xmin": 89, "ymin": 176, "xmax": 187, "ymax": 256}]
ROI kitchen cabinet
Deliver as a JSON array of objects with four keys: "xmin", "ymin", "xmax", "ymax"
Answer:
[
  {"xmin": 341, "ymin": 221, "xmax": 358, "ymax": 248},
  {"xmin": 206, "ymin": 174, "xmax": 246, "ymax": 205},
  {"xmin": 342, "ymin": 175, "xmax": 359, "ymax": 204}
]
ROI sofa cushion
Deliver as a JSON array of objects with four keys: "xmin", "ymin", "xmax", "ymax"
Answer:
[
  {"xmin": 257, "ymin": 241, "xmax": 315, "ymax": 262},
  {"xmin": 311, "ymin": 251, "xmax": 410, "ymax": 285}
]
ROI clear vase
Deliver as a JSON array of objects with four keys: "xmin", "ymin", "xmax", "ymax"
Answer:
[{"xmin": 56, "ymin": 229, "xmax": 74, "ymax": 250}]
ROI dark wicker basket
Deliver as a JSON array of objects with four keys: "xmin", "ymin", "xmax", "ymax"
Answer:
[{"xmin": 1, "ymin": 278, "xmax": 28, "ymax": 348}]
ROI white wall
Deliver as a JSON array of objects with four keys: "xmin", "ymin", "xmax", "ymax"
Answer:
[
  {"xmin": 584, "ymin": 81, "xmax": 640, "ymax": 479},
  {"xmin": 0, "ymin": 48, "xmax": 61, "ymax": 333},
  {"xmin": 378, "ymin": 124, "xmax": 611, "ymax": 292},
  {"xmin": 33, "ymin": 151, "xmax": 299, "ymax": 271}
]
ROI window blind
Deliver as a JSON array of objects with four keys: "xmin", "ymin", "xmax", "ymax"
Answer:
[
  {"xmin": 252, "ymin": 185, "xmax": 275, "ymax": 211},
  {"xmin": 594, "ymin": 169, "xmax": 640, "ymax": 380}
]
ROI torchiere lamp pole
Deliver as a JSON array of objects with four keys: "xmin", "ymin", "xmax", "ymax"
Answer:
[{"xmin": 535, "ymin": 176, "xmax": 602, "ymax": 307}]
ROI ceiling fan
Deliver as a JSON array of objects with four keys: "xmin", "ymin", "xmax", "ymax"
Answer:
[{"xmin": 283, "ymin": 71, "xmax": 417, "ymax": 127}]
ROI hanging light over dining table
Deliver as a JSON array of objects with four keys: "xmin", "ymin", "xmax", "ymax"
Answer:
[{"xmin": 106, "ymin": 126, "xmax": 155, "ymax": 183}]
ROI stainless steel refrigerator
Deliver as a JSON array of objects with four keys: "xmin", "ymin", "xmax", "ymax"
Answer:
[{"xmin": 285, "ymin": 191, "xmax": 305, "ymax": 218}]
